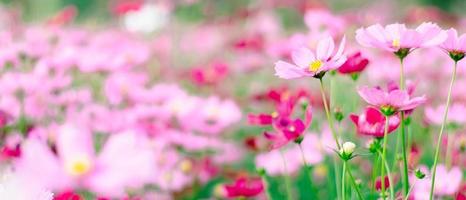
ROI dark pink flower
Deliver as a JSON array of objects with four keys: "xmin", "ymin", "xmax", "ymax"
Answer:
[
  {"xmin": 337, "ymin": 51, "xmax": 369, "ymax": 74},
  {"xmin": 350, "ymin": 107, "xmax": 400, "ymax": 138},
  {"xmin": 263, "ymin": 106, "xmax": 312, "ymax": 149},
  {"xmin": 223, "ymin": 177, "xmax": 264, "ymax": 198}
]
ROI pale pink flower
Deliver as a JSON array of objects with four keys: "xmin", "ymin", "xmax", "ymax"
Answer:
[
  {"xmin": 255, "ymin": 133, "xmax": 323, "ymax": 175},
  {"xmin": 180, "ymin": 96, "xmax": 242, "ymax": 135},
  {"xmin": 425, "ymin": 103, "xmax": 466, "ymax": 125},
  {"xmin": 274, "ymin": 35, "xmax": 346, "ymax": 79},
  {"xmin": 410, "ymin": 165, "xmax": 462, "ymax": 199},
  {"xmin": 439, "ymin": 28, "xmax": 466, "ymax": 61},
  {"xmin": 357, "ymin": 86, "xmax": 426, "ymax": 115},
  {"xmin": 356, "ymin": 22, "xmax": 446, "ymax": 55},
  {"xmin": 15, "ymin": 124, "xmax": 156, "ymax": 198}
]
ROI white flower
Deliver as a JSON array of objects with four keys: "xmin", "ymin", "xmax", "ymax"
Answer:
[
  {"xmin": 0, "ymin": 170, "xmax": 53, "ymax": 200},
  {"xmin": 340, "ymin": 141, "xmax": 356, "ymax": 155},
  {"xmin": 123, "ymin": 3, "xmax": 170, "ymax": 33}
]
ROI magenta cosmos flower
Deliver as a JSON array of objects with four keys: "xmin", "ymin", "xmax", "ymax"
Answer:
[
  {"xmin": 357, "ymin": 86, "xmax": 426, "ymax": 116},
  {"xmin": 274, "ymin": 35, "xmax": 346, "ymax": 79},
  {"xmin": 356, "ymin": 22, "xmax": 446, "ymax": 58},
  {"xmin": 222, "ymin": 177, "xmax": 264, "ymax": 198},
  {"xmin": 263, "ymin": 106, "xmax": 313, "ymax": 149},
  {"xmin": 337, "ymin": 51, "xmax": 369, "ymax": 79},
  {"xmin": 350, "ymin": 106, "xmax": 400, "ymax": 138},
  {"xmin": 439, "ymin": 28, "xmax": 466, "ymax": 61}
]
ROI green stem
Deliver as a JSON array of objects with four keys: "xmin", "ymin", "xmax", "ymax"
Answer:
[
  {"xmin": 298, "ymin": 143, "xmax": 313, "ymax": 189},
  {"xmin": 404, "ymin": 180, "xmax": 417, "ymax": 200},
  {"xmin": 371, "ymin": 153, "xmax": 380, "ymax": 192},
  {"xmin": 378, "ymin": 150, "xmax": 395, "ymax": 200},
  {"xmin": 319, "ymin": 78, "xmax": 341, "ymax": 149},
  {"xmin": 380, "ymin": 117, "xmax": 389, "ymax": 200},
  {"xmin": 345, "ymin": 162, "xmax": 364, "ymax": 200},
  {"xmin": 445, "ymin": 132, "xmax": 453, "ymax": 169},
  {"xmin": 399, "ymin": 58, "xmax": 410, "ymax": 196},
  {"xmin": 333, "ymin": 156, "xmax": 342, "ymax": 200},
  {"xmin": 429, "ymin": 61, "xmax": 458, "ymax": 200},
  {"xmin": 400, "ymin": 112, "xmax": 409, "ymax": 195},
  {"xmin": 342, "ymin": 161, "xmax": 347, "ymax": 200},
  {"xmin": 261, "ymin": 175, "xmax": 273, "ymax": 200},
  {"xmin": 280, "ymin": 151, "xmax": 294, "ymax": 200}
]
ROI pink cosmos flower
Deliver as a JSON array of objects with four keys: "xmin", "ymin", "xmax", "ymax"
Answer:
[
  {"xmin": 337, "ymin": 51, "xmax": 369, "ymax": 75},
  {"xmin": 410, "ymin": 165, "xmax": 462, "ymax": 199},
  {"xmin": 190, "ymin": 61, "xmax": 229, "ymax": 86},
  {"xmin": 263, "ymin": 106, "xmax": 312, "ymax": 149},
  {"xmin": 274, "ymin": 35, "xmax": 346, "ymax": 79},
  {"xmin": 439, "ymin": 28, "xmax": 466, "ymax": 61},
  {"xmin": 222, "ymin": 177, "xmax": 264, "ymax": 198},
  {"xmin": 350, "ymin": 106, "xmax": 400, "ymax": 138},
  {"xmin": 356, "ymin": 22, "xmax": 446, "ymax": 56},
  {"xmin": 15, "ymin": 124, "xmax": 156, "ymax": 198},
  {"xmin": 304, "ymin": 9, "xmax": 346, "ymax": 37},
  {"xmin": 357, "ymin": 86, "xmax": 426, "ymax": 116},
  {"xmin": 425, "ymin": 103, "xmax": 466, "ymax": 126},
  {"xmin": 255, "ymin": 133, "xmax": 323, "ymax": 175},
  {"xmin": 181, "ymin": 96, "xmax": 242, "ymax": 135}
]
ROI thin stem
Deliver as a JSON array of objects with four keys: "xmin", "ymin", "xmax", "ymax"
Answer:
[
  {"xmin": 399, "ymin": 58, "xmax": 410, "ymax": 196},
  {"xmin": 298, "ymin": 143, "xmax": 313, "ymax": 189},
  {"xmin": 445, "ymin": 132, "xmax": 453, "ymax": 169},
  {"xmin": 280, "ymin": 151, "xmax": 294, "ymax": 200},
  {"xmin": 345, "ymin": 162, "xmax": 364, "ymax": 200},
  {"xmin": 319, "ymin": 78, "xmax": 341, "ymax": 149},
  {"xmin": 404, "ymin": 179, "xmax": 417, "ymax": 200},
  {"xmin": 380, "ymin": 117, "xmax": 390, "ymax": 200},
  {"xmin": 400, "ymin": 112, "xmax": 409, "ymax": 195},
  {"xmin": 378, "ymin": 150, "xmax": 395, "ymax": 200},
  {"xmin": 429, "ymin": 61, "xmax": 458, "ymax": 200},
  {"xmin": 261, "ymin": 175, "xmax": 273, "ymax": 200},
  {"xmin": 371, "ymin": 154, "xmax": 380, "ymax": 192},
  {"xmin": 342, "ymin": 161, "xmax": 347, "ymax": 200},
  {"xmin": 333, "ymin": 156, "xmax": 342, "ymax": 200}
]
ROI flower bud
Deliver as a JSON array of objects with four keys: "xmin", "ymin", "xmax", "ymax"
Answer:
[
  {"xmin": 339, "ymin": 142, "xmax": 356, "ymax": 160},
  {"xmin": 415, "ymin": 169, "xmax": 426, "ymax": 179}
]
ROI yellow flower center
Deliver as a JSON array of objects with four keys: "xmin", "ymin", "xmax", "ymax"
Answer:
[
  {"xmin": 65, "ymin": 156, "xmax": 92, "ymax": 177},
  {"xmin": 392, "ymin": 39, "xmax": 400, "ymax": 48},
  {"xmin": 309, "ymin": 60, "xmax": 323, "ymax": 72},
  {"xmin": 179, "ymin": 160, "xmax": 193, "ymax": 173},
  {"xmin": 271, "ymin": 111, "xmax": 279, "ymax": 118}
]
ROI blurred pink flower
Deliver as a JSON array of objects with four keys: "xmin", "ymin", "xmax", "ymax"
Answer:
[
  {"xmin": 356, "ymin": 22, "xmax": 446, "ymax": 54},
  {"xmin": 274, "ymin": 35, "xmax": 346, "ymax": 79},
  {"xmin": 357, "ymin": 86, "xmax": 426, "ymax": 115},
  {"xmin": 425, "ymin": 103, "xmax": 466, "ymax": 125},
  {"xmin": 256, "ymin": 133, "xmax": 323, "ymax": 175},
  {"xmin": 15, "ymin": 124, "xmax": 156, "ymax": 198},
  {"xmin": 304, "ymin": 9, "xmax": 346, "ymax": 37},
  {"xmin": 411, "ymin": 165, "xmax": 462, "ymax": 199},
  {"xmin": 181, "ymin": 96, "xmax": 242, "ymax": 135},
  {"xmin": 222, "ymin": 177, "xmax": 264, "ymax": 198},
  {"xmin": 350, "ymin": 106, "xmax": 400, "ymax": 138}
]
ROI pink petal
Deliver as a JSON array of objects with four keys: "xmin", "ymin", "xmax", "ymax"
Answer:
[
  {"xmin": 357, "ymin": 86, "xmax": 386, "ymax": 106},
  {"xmin": 274, "ymin": 61, "xmax": 308, "ymax": 79},
  {"xmin": 291, "ymin": 47, "xmax": 315, "ymax": 68},
  {"xmin": 316, "ymin": 36, "xmax": 334, "ymax": 61},
  {"xmin": 387, "ymin": 90, "xmax": 410, "ymax": 108},
  {"xmin": 56, "ymin": 124, "xmax": 94, "ymax": 164}
]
